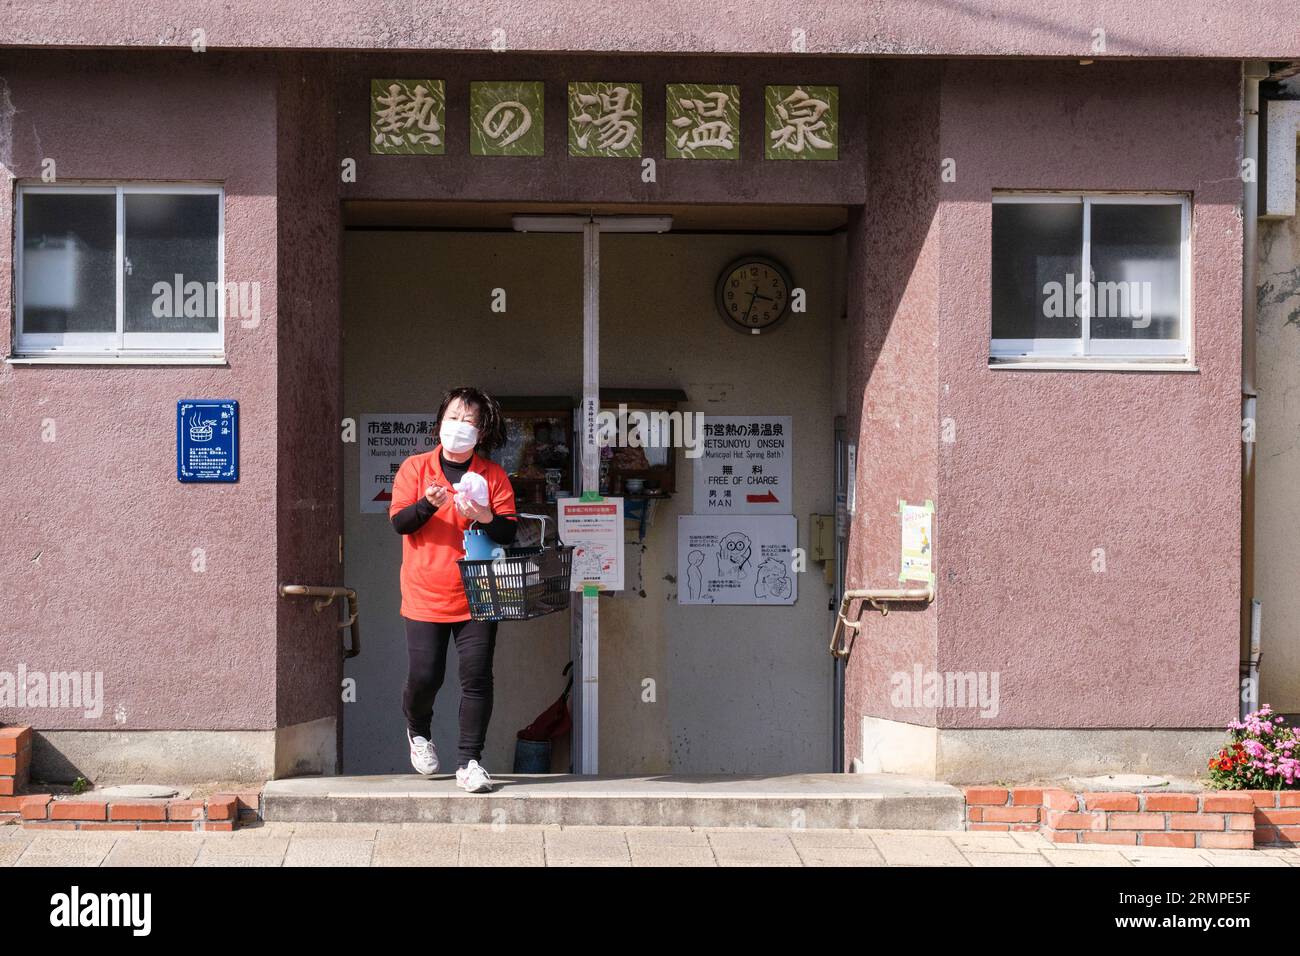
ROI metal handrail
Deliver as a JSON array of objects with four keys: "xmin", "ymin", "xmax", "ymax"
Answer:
[
  {"xmin": 278, "ymin": 584, "xmax": 360, "ymax": 659},
  {"xmin": 829, "ymin": 586, "xmax": 934, "ymax": 658}
]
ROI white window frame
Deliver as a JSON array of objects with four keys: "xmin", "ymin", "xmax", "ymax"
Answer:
[
  {"xmin": 13, "ymin": 182, "xmax": 225, "ymax": 360},
  {"xmin": 990, "ymin": 192, "xmax": 1192, "ymax": 365}
]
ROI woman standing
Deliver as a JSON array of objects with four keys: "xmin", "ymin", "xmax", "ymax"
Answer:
[{"xmin": 389, "ymin": 387, "xmax": 518, "ymax": 792}]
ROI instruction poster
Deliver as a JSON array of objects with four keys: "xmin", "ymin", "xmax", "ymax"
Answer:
[
  {"xmin": 899, "ymin": 499, "xmax": 935, "ymax": 585},
  {"xmin": 693, "ymin": 415, "xmax": 792, "ymax": 514},
  {"xmin": 360, "ymin": 414, "xmax": 440, "ymax": 513},
  {"xmin": 677, "ymin": 514, "xmax": 798, "ymax": 605},
  {"xmin": 559, "ymin": 498, "xmax": 625, "ymax": 591}
]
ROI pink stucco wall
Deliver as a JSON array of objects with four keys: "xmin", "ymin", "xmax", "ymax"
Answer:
[
  {"xmin": 845, "ymin": 60, "xmax": 942, "ymax": 765},
  {"xmin": 0, "ymin": 1, "xmax": 1297, "ymax": 57},
  {"xmin": 0, "ymin": 52, "xmax": 283, "ymax": 730},
  {"xmin": 846, "ymin": 58, "xmax": 1243, "ymax": 737},
  {"xmin": 936, "ymin": 58, "xmax": 1242, "ymax": 728}
]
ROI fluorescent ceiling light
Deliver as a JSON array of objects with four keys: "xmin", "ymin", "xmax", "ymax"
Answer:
[
  {"xmin": 511, "ymin": 214, "xmax": 673, "ymax": 233},
  {"xmin": 594, "ymin": 215, "xmax": 674, "ymax": 233}
]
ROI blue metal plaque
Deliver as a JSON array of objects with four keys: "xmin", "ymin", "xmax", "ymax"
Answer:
[{"xmin": 177, "ymin": 400, "xmax": 239, "ymax": 482}]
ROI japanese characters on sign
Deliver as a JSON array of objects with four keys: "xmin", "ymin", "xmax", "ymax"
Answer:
[
  {"xmin": 559, "ymin": 498, "xmax": 625, "ymax": 591},
  {"xmin": 359, "ymin": 414, "xmax": 440, "ymax": 513},
  {"xmin": 666, "ymin": 83, "xmax": 740, "ymax": 160},
  {"xmin": 764, "ymin": 84, "xmax": 839, "ymax": 160},
  {"xmin": 177, "ymin": 399, "xmax": 238, "ymax": 483},
  {"xmin": 370, "ymin": 79, "xmax": 446, "ymax": 155},
  {"xmin": 568, "ymin": 82, "xmax": 643, "ymax": 157},
  {"xmin": 677, "ymin": 514, "xmax": 798, "ymax": 606},
  {"xmin": 693, "ymin": 415, "xmax": 792, "ymax": 514},
  {"xmin": 583, "ymin": 396, "xmax": 599, "ymax": 477},
  {"xmin": 470, "ymin": 81, "xmax": 545, "ymax": 156},
  {"xmin": 368, "ymin": 79, "xmax": 839, "ymax": 160}
]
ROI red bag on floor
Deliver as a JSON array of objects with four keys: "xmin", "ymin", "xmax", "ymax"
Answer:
[{"xmin": 517, "ymin": 662, "xmax": 573, "ymax": 741}]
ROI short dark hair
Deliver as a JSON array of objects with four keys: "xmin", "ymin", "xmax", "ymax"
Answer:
[{"xmin": 436, "ymin": 386, "xmax": 507, "ymax": 454}]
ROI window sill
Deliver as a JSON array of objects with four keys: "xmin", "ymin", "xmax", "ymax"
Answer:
[
  {"xmin": 988, "ymin": 358, "xmax": 1198, "ymax": 372},
  {"xmin": 6, "ymin": 353, "xmax": 228, "ymax": 367}
]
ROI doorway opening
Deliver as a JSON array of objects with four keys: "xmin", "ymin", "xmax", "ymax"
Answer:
[{"xmin": 341, "ymin": 201, "xmax": 851, "ymax": 776}]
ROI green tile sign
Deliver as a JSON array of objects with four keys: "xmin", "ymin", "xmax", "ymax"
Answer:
[
  {"xmin": 470, "ymin": 81, "xmax": 545, "ymax": 156},
  {"xmin": 568, "ymin": 82, "xmax": 643, "ymax": 157},
  {"xmin": 370, "ymin": 79, "xmax": 445, "ymax": 154},
  {"xmin": 367, "ymin": 80, "xmax": 841, "ymax": 161},
  {"xmin": 764, "ymin": 85, "xmax": 839, "ymax": 161},
  {"xmin": 666, "ymin": 84, "xmax": 740, "ymax": 160}
]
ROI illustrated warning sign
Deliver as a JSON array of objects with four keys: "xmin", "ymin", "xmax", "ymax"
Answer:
[{"xmin": 677, "ymin": 514, "xmax": 798, "ymax": 605}]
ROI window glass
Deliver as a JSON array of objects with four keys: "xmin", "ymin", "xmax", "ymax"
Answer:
[
  {"xmin": 20, "ymin": 193, "xmax": 116, "ymax": 334},
  {"xmin": 992, "ymin": 202, "xmax": 1083, "ymax": 341},
  {"xmin": 1088, "ymin": 203, "xmax": 1182, "ymax": 341},
  {"xmin": 123, "ymin": 193, "xmax": 221, "ymax": 333}
]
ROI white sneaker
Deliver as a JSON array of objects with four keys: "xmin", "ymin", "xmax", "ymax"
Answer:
[
  {"xmin": 455, "ymin": 759, "xmax": 493, "ymax": 793},
  {"xmin": 407, "ymin": 728, "xmax": 439, "ymax": 775}
]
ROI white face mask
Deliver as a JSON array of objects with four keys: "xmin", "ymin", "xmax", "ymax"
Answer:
[{"xmin": 440, "ymin": 419, "xmax": 479, "ymax": 454}]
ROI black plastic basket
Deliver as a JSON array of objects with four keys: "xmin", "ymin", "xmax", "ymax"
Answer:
[{"xmin": 457, "ymin": 513, "xmax": 575, "ymax": 622}]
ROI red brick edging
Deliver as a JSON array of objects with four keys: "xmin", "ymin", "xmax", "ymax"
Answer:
[
  {"xmin": 965, "ymin": 786, "xmax": 1300, "ymax": 849},
  {"xmin": 11, "ymin": 789, "xmax": 262, "ymax": 832},
  {"xmin": 0, "ymin": 726, "xmax": 33, "ymax": 801}
]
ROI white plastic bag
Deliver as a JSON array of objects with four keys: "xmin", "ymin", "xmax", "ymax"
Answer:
[{"xmin": 453, "ymin": 470, "xmax": 490, "ymax": 507}]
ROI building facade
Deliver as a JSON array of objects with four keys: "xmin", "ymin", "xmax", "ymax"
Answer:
[{"xmin": 1, "ymin": 3, "xmax": 1296, "ymax": 785}]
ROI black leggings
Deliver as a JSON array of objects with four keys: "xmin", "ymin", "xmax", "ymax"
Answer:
[{"xmin": 402, "ymin": 616, "xmax": 498, "ymax": 769}]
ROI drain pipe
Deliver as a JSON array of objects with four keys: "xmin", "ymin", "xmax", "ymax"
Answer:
[{"xmin": 1241, "ymin": 60, "xmax": 1268, "ymax": 719}]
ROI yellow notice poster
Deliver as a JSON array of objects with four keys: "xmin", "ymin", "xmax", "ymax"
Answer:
[{"xmin": 899, "ymin": 499, "xmax": 935, "ymax": 586}]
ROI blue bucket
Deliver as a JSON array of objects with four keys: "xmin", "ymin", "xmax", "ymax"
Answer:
[
  {"xmin": 462, "ymin": 527, "xmax": 497, "ymax": 560},
  {"xmin": 513, "ymin": 738, "xmax": 551, "ymax": 773}
]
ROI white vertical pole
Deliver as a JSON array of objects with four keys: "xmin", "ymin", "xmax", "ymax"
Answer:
[
  {"xmin": 569, "ymin": 475, "xmax": 583, "ymax": 771},
  {"xmin": 580, "ymin": 219, "xmax": 600, "ymax": 774}
]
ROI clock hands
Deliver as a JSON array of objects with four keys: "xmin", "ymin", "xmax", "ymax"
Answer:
[{"xmin": 742, "ymin": 287, "xmax": 780, "ymax": 325}]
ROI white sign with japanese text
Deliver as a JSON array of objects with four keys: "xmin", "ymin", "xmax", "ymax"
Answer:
[
  {"xmin": 360, "ymin": 413, "xmax": 439, "ymax": 513},
  {"xmin": 693, "ymin": 415, "xmax": 792, "ymax": 514},
  {"xmin": 678, "ymin": 514, "xmax": 797, "ymax": 605}
]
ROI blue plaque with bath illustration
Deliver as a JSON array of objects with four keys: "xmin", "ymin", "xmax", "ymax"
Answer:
[{"xmin": 177, "ymin": 400, "xmax": 239, "ymax": 482}]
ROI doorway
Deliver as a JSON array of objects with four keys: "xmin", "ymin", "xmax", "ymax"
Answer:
[{"xmin": 340, "ymin": 202, "xmax": 849, "ymax": 775}]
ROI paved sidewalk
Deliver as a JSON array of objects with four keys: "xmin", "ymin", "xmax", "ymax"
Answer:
[{"xmin": 3, "ymin": 822, "xmax": 1298, "ymax": 866}]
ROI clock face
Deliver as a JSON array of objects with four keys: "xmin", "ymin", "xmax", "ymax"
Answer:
[{"xmin": 716, "ymin": 257, "xmax": 792, "ymax": 334}]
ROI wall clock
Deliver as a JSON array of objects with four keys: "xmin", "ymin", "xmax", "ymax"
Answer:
[{"xmin": 715, "ymin": 256, "xmax": 793, "ymax": 334}]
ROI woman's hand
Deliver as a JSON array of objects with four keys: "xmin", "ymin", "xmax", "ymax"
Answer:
[
  {"xmin": 424, "ymin": 483, "xmax": 450, "ymax": 508},
  {"xmin": 454, "ymin": 493, "xmax": 494, "ymax": 524}
]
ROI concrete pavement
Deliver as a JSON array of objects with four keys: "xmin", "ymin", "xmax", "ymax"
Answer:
[
  {"xmin": 4, "ymin": 822, "xmax": 1299, "ymax": 866},
  {"xmin": 261, "ymin": 771, "xmax": 966, "ymax": 829}
]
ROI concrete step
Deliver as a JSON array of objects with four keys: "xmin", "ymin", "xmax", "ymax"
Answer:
[{"xmin": 262, "ymin": 772, "xmax": 965, "ymax": 830}]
